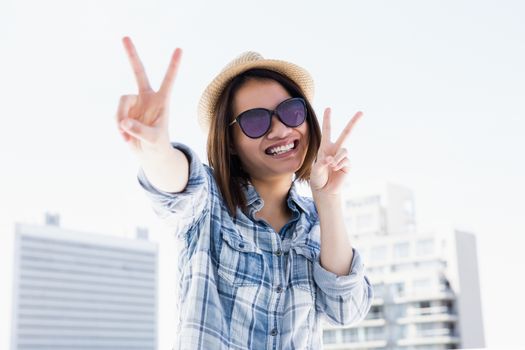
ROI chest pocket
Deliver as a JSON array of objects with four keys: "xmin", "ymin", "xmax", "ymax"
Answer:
[
  {"xmin": 290, "ymin": 244, "xmax": 317, "ymax": 295},
  {"xmin": 218, "ymin": 232, "xmax": 264, "ymax": 287}
]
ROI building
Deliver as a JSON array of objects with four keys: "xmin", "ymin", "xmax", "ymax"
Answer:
[
  {"xmin": 322, "ymin": 183, "xmax": 485, "ymax": 350},
  {"xmin": 342, "ymin": 182, "xmax": 417, "ymax": 238},
  {"xmin": 10, "ymin": 214, "xmax": 158, "ymax": 350}
]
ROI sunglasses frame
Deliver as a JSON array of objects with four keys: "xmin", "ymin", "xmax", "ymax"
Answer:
[{"xmin": 229, "ymin": 97, "xmax": 307, "ymax": 139}]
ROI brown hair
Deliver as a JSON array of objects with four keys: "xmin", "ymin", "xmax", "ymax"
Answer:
[{"xmin": 206, "ymin": 69, "xmax": 322, "ymax": 216}]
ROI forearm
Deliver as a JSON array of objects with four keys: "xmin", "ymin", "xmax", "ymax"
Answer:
[
  {"xmin": 138, "ymin": 144, "xmax": 189, "ymax": 193},
  {"xmin": 313, "ymin": 192, "xmax": 354, "ymax": 276}
]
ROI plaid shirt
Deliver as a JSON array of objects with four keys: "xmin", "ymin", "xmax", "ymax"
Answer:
[{"xmin": 138, "ymin": 142, "xmax": 373, "ymax": 350}]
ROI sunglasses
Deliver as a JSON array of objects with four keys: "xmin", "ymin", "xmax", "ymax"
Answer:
[{"xmin": 229, "ymin": 97, "xmax": 307, "ymax": 138}]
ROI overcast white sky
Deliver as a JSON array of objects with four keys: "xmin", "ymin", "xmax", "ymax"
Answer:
[{"xmin": 1, "ymin": 0, "xmax": 524, "ymax": 349}]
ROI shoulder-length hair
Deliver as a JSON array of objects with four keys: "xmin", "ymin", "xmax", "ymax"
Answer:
[{"xmin": 206, "ymin": 68, "xmax": 322, "ymax": 216}]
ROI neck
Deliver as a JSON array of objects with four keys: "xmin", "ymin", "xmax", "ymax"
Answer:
[{"xmin": 250, "ymin": 175, "xmax": 293, "ymax": 214}]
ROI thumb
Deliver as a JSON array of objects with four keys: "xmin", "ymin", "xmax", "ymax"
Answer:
[{"xmin": 120, "ymin": 118, "xmax": 158, "ymax": 145}]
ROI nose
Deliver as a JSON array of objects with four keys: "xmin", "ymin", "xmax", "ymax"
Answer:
[{"xmin": 266, "ymin": 114, "xmax": 292, "ymax": 139}]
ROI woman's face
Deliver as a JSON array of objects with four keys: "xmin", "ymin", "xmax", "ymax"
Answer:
[{"xmin": 231, "ymin": 78, "xmax": 309, "ymax": 182}]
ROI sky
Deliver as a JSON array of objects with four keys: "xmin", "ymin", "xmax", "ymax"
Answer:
[{"xmin": 1, "ymin": 0, "xmax": 524, "ymax": 348}]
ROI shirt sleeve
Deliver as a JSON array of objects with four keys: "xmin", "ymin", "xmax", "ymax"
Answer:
[
  {"xmin": 313, "ymin": 247, "xmax": 374, "ymax": 326},
  {"xmin": 137, "ymin": 142, "xmax": 209, "ymax": 240}
]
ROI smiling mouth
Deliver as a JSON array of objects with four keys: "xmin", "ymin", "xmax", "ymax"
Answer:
[{"xmin": 265, "ymin": 140, "xmax": 299, "ymax": 156}]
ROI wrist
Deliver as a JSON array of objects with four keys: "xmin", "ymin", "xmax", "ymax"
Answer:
[
  {"xmin": 312, "ymin": 190, "xmax": 342, "ymax": 205},
  {"xmin": 139, "ymin": 141, "xmax": 175, "ymax": 159}
]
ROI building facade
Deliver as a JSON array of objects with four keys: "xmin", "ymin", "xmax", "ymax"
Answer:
[{"xmin": 10, "ymin": 216, "xmax": 158, "ymax": 350}]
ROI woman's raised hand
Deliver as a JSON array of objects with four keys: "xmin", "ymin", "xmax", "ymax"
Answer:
[
  {"xmin": 310, "ymin": 109, "xmax": 363, "ymax": 196},
  {"xmin": 116, "ymin": 36, "xmax": 182, "ymax": 157}
]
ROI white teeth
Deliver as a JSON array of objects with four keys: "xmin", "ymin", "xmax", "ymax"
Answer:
[{"xmin": 269, "ymin": 142, "xmax": 294, "ymax": 155}]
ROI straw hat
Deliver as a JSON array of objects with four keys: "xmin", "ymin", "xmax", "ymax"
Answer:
[{"xmin": 197, "ymin": 51, "xmax": 315, "ymax": 133}]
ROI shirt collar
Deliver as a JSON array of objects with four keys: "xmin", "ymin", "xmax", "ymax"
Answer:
[
  {"xmin": 287, "ymin": 182, "xmax": 310, "ymax": 215},
  {"xmin": 243, "ymin": 181, "xmax": 310, "ymax": 216}
]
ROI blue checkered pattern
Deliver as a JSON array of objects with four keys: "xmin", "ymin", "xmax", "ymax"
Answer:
[{"xmin": 138, "ymin": 142, "xmax": 373, "ymax": 350}]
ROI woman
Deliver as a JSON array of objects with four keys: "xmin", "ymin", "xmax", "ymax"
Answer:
[{"xmin": 116, "ymin": 36, "xmax": 373, "ymax": 349}]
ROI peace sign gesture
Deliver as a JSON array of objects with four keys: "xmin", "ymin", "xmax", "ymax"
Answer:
[
  {"xmin": 116, "ymin": 36, "xmax": 182, "ymax": 157},
  {"xmin": 309, "ymin": 108, "xmax": 363, "ymax": 196}
]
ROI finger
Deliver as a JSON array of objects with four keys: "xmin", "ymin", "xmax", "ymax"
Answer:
[
  {"xmin": 311, "ymin": 155, "xmax": 332, "ymax": 177},
  {"xmin": 122, "ymin": 36, "xmax": 152, "ymax": 93},
  {"xmin": 116, "ymin": 95, "xmax": 138, "ymax": 140},
  {"xmin": 323, "ymin": 155, "xmax": 334, "ymax": 166},
  {"xmin": 116, "ymin": 95, "xmax": 137, "ymax": 124},
  {"xmin": 334, "ymin": 111, "xmax": 363, "ymax": 150},
  {"xmin": 314, "ymin": 154, "xmax": 333, "ymax": 166},
  {"xmin": 119, "ymin": 118, "xmax": 158, "ymax": 145},
  {"xmin": 340, "ymin": 164, "xmax": 351, "ymax": 174},
  {"xmin": 118, "ymin": 128, "xmax": 131, "ymax": 142},
  {"xmin": 333, "ymin": 158, "xmax": 350, "ymax": 172},
  {"xmin": 331, "ymin": 147, "xmax": 348, "ymax": 165},
  {"xmin": 320, "ymin": 108, "xmax": 332, "ymax": 148},
  {"xmin": 159, "ymin": 48, "xmax": 183, "ymax": 97}
]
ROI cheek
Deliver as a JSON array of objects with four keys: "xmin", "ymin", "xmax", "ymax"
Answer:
[{"xmin": 232, "ymin": 132, "xmax": 258, "ymax": 163}]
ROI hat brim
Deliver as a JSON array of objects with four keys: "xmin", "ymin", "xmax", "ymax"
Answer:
[{"xmin": 197, "ymin": 57, "xmax": 314, "ymax": 133}]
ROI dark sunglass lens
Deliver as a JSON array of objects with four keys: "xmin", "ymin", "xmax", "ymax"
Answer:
[
  {"xmin": 239, "ymin": 109, "xmax": 271, "ymax": 138},
  {"xmin": 278, "ymin": 99, "xmax": 306, "ymax": 127}
]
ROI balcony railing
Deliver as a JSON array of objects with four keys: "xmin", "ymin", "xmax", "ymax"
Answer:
[
  {"xmin": 417, "ymin": 328, "xmax": 453, "ymax": 337},
  {"xmin": 365, "ymin": 312, "xmax": 384, "ymax": 320},
  {"xmin": 393, "ymin": 290, "xmax": 455, "ymax": 303},
  {"xmin": 406, "ymin": 305, "xmax": 449, "ymax": 316}
]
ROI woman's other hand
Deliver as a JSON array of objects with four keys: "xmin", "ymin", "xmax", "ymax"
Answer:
[{"xmin": 309, "ymin": 109, "xmax": 363, "ymax": 197}]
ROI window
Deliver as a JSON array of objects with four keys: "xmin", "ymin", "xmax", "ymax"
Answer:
[
  {"xmin": 367, "ymin": 305, "xmax": 383, "ymax": 319},
  {"xmin": 419, "ymin": 301, "xmax": 431, "ymax": 308},
  {"xmin": 393, "ymin": 241, "xmax": 410, "ymax": 259},
  {"xmin": 391, "ymin": 282, "xmax": 405, "ymax": 297},
  {"xmin": 323, "ymin": 330, "xmax": 337, "ymax": 344},
  {"xmin": 393, "ymin": 262, "xmax": 413, "ymax": 272},
  {"xmin": 341, "ymin": 328, "xmax": 358, "ymax": 343},
  {"xmin": 416, "ymin": 238, "xmax": 434, "ymax": 256},
  {"xmin": 365, "ymin": 327, "xmax": 385, "ymax": 341}
]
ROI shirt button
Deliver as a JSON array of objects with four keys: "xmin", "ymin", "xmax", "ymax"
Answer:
[
  {"xmin": 238, "ymin": 243, "xmax": 245, "ymax": 249},
  {"xmin": 275, "ymin": 249, "xmax": 282, "ymax": 257},
  {"xmin": 270, "ymin": 328, "xmax": 278, "ymax": 336},
  {"xmin": 276, "ymin": 285, "xmax": 283, "ymax": 293}
]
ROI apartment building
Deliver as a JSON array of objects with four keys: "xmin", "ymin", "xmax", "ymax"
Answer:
[{"xmin": 322, "ymin": 183, "xmax": 485, "ymax": 350}]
